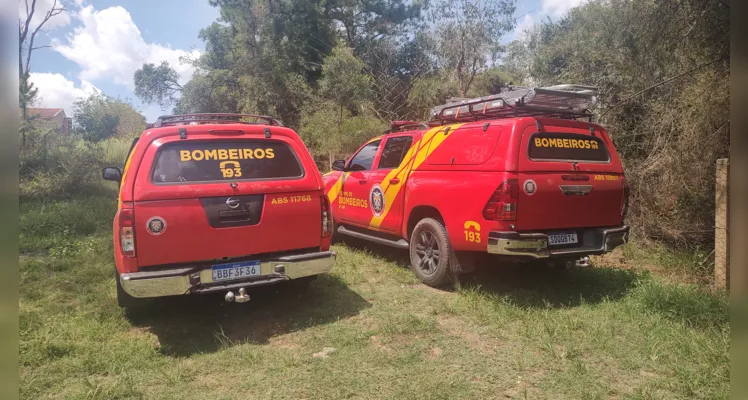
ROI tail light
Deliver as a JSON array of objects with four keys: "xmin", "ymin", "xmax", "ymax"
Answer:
[
  {"xmin": 483, "ymin": 179, "xmax": 519, "ymax": 221},
  {"xmin": 119, "ymin": 206, "xmax": 136, "ymax": 258},
  {"xmin": 621, "ymin": 178, "xmax": 630, "ymax": 220},
  {"xmin": 320, "ymin": 195, "xmax": 332, "ymax": 237}
]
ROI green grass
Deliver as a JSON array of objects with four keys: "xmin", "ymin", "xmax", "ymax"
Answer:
[{"xmin": 19, "ymin": 192, "xmax": 729, "ymax": 399}]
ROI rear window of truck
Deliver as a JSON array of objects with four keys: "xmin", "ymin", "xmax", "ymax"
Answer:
[
  {"xmin": 527, "ymin": 132, "xmax": 610, "ymax": 162},
  {"xmin": 150, "ymin": 140, "xmax": 304, "ymax": 184}
]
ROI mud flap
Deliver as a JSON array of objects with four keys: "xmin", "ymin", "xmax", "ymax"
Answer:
[{"xmin": 451, "ymin": 251, "xmax": 477, "ymax": 274}]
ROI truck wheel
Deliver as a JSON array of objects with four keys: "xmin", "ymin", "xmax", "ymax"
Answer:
[
  {"xmin": 409, "ymin": 218, "xmax": 456, "ymax": 287},
  {"xmin": 115, "ymin": 269, "xmax": 146, "ymax": 310}
]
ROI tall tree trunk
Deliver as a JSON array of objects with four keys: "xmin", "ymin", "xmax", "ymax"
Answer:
[{"xmin": 334, "ymin": 102, "xmax": 342, "ymax": 170}]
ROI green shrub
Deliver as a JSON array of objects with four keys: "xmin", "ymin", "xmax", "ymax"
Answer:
[{"xmin": 20, "ymin": 127, "xmax": 133, "ymax": 201}]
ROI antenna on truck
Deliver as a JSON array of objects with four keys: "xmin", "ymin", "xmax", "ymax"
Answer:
[{"xmin": 428, "ymin": 84, "xmax": 598, "ymax": 124}]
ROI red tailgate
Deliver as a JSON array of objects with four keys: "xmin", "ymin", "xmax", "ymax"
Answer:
[
  {"xmin": 131, "ymin": 134, "xmax": 322, "ymax": 267},
  {"xmin": 515, "ymin": 119, "xmax": 626, "ymax": 231}
]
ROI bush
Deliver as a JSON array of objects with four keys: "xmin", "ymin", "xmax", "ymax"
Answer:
[
  {"xmin": 19, "ymin": 127, "xmax": 134, "ymax": 201},
  {"xmin": 507, "ymin": 0, "xmax": 729, "ymax": 250},
  {"xmin": 299, "ymin": 100, "xmax": 387, "ymax": 169}
]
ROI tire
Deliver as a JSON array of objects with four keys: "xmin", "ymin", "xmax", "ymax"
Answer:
[
  {"xmin": 115, "ymin": 269, "xmax": 146, "ymax": 310},
  {"xmin": 408, "ymin": 218, "xmax": 456, "ymax": 287}
]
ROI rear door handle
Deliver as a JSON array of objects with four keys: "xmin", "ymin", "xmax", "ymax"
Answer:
[
  {"xmin": 389, "ymin": 178, "xmax": 400, "ymax": 184},
  {"xmin": 359, "ymin": 180, "xmax": 367, "ymax": 184}
]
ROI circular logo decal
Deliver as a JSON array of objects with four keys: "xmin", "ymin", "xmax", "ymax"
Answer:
[
  {"xmin": 369, "ymin": 184, "xmax": 385, "ymax": 217},
  {"xmin": 523, "ymin": 179, "xmax": 537, "ymax": 196},
  {"xmin": 146, "ymin": 216, "xmax": 166, "ymax": 235}
]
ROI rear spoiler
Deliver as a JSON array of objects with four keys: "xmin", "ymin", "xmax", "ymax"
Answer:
[{"xmin": 153, "ymin": 113, "xmax": 284, "ymax": 128}]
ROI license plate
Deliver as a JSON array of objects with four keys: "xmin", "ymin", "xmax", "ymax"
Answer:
[
  {"xmin": 548, "ymin": 233, "xmax": 578, "ymax": 245},
  {"xmin": 211, "ymin": 260, "xmax": 261, "ymax": 282}
]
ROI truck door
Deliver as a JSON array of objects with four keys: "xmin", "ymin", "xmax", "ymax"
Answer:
[
  {"xmin": 366, "ymin": 134, "xmax": 415, "ymax": 233},
  {"xmin": 337, "ymin": 139, "xmax": 381, "ymax": 226}
]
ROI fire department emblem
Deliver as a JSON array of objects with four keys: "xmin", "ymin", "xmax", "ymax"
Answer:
[
  {"xmin": 370, "ymin": 184, "xmax": 385, "ymax": 217},
  {"xmin": 523, "ymin": 179, "xmax": 537, "ymax": 196},
  {"xmin": 146, "ymin": 216, "xmax": 166, "ymax": 235}
]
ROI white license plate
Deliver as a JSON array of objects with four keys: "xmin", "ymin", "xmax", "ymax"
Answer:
[
  {"xmin": 548, "ymin": 233, "xmax": 578, "ymax": 245},
  {"xmin": 211, "ymin": 260, "xmax": 261, "ymax": 282}
]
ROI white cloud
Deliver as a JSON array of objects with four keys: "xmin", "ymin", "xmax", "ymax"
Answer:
[
  {"xmin": 52, "ymin": 5, "xmax": 199, "ymax": 88},
  {"xmin": 510, "ymin": 0, "xmax": 587, "ymax": 40},
  {"xmin": 29, "ymin": 72, "xmax": 100, "ymax": 117},
  {"xmin": 541, "ymin": 0, "xmax": 587, "ymax": 17},
  {"xmin": 18, "ymin": 0, "xmax": 71, "ymax": 31},
  {"xmin": 514, "ymin": 14, "xmax": 535, "ymax": 40}
]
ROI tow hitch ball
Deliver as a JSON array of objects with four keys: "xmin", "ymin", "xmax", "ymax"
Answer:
[
  {"xmin": 575, "ymin": 256, "xmax": 590, "ymax": 267},
  {"xmin": 225, "ymin": 288, "xmax": 250, "ymax": 303}
]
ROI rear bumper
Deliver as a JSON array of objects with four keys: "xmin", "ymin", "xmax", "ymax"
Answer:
[
  {"xmin": 486, "ymin": 225, "xmax": 629, "ymax": 259},
  {"xmin": 120, "ymin": 251, "xmax": 336, "ymax": 299}
]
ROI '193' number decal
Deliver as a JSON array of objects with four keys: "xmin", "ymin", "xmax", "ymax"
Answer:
[
  {"xmin": 220, "ymin": 161, "xmax": 242, "ymax": 178},
  {"xmin": 464, "ymin": 230, "xmax": 481, "ymax": 243},
  {"xmin": 463, "ymin": 220, "xmax": 481, "ymax": 243}
]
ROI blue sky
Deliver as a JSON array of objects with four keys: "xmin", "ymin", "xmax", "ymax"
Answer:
[{"xmin": 25, "ymin": 0, "xmax": 584, "ymax": 123}]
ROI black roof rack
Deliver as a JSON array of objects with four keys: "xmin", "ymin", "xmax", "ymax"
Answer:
[
  {"xmin": 383, "ymin": 120, "xmax": 431, "ymax": 134},
  {"xmin": 153, "ymin": 113, "xmax": 284, "ymax": 128},
  {"xmin": 428, "ymin": 84, "xmax": 598, "ymax": 124}
]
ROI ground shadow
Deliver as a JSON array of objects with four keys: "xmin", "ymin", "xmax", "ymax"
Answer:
[
  {"xmin": 339, "ymin": 236, "xmax": 641, "ymax": 309},
  {"xmin": 458, "ymin": 261, "xmax": 641, "ymax": 309},
  {"xmin": 126, "ymin": 274, "xmax": 370, "ymax": 357}
]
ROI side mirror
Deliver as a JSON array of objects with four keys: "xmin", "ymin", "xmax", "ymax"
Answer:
[
  {"xmin": 102, "ymin": 167, "xmax": 122, "ymax": 183},
  {"xmin": 331, "ymin": 160, "xmax": 346, "ymax": 171}
]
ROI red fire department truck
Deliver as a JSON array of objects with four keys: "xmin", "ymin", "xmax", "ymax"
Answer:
[
  {"xmin": 103, "ymin": 114, "xmax": 335, "ymax": 309},
  {"xmin": 323, "ymin": 85, "xmax": 630, "ymax": 287}
]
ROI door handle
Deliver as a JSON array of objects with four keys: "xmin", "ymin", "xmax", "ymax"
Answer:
[
  {"xmin": 359, "ymin": 180, "xmax": 367, "ymax": 184},
  {"xmin": 389, "ymin": 178, "xmax": 400, "ymax": 184}
]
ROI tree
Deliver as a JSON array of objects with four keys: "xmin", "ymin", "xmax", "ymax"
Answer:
[
  {"xmin": 18, "ymin": 0, "xmax": 67, "ymax": 121},
  {"xmin": 513, "ymin": 0, "xmax": 729, "ymax": 247},
  {"xmin": 300, "ymin": 101, "xmax": 385, "ymax": 169},
  {"xmin": 133, "ymin": 61, "xmax": 183, "ymax": 109},
  {"xmin": 360, "ymin": 33, "xmax": 436, "ymax": 121},
  {"xmin": 73, "ymin": 93, "xmax": 146, "ymax": 142},
  {"xmin": 426, "ymin": 0, "xmax": 515, "ymax": 96},
  {"xmin": 301, "ymin": 43, "xmax": 379, "ymax": 168},
  {"xmin": 19, "ymin": 72, "xmax": 39, "ymax": 148},
  {"xmin": 327, "ymin": 0, "xmax": 425, "ymax": 51},
  {"xmin": 318, "ymin": 44, "xmax": 374, "ymax": 138},
  {"xmin": 173, "ymin": 72, "xmax": 240, "ymax": 115},
  {"xmin": 406, "ymin": 73, "xmax": 459, "ymax": 120}
]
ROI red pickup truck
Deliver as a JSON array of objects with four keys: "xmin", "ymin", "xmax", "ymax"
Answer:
[
  {"xmin": 102, "ymin": 114, "xmax": 335, "ymax": 309},
  {"xmin": 323, "ymin": 85, "xmax": 629, "ymax": 287}
]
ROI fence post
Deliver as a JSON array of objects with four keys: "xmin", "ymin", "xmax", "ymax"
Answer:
[{"xmin": 714, "ymin": 158, "xmax": 729, "ymax": 290}]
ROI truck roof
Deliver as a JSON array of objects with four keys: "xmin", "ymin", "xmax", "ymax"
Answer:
[{"xmin": 137, "ymin": 113, "xmax": 303, "ymax": 144}]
